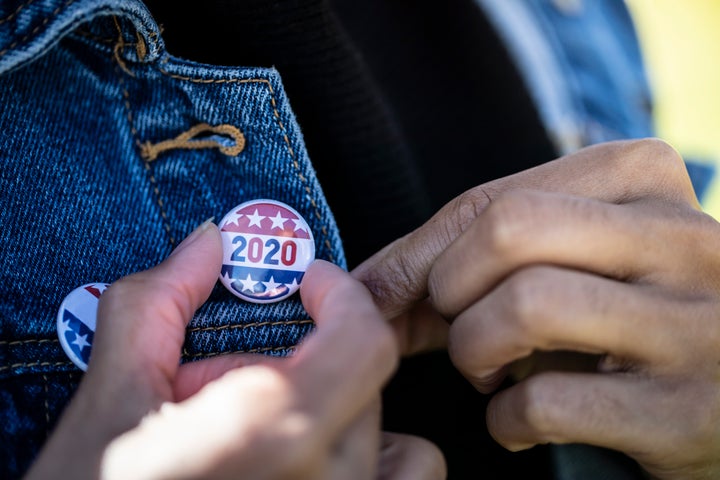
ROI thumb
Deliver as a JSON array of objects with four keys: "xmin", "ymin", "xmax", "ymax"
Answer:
[
  {"xmin": 350, "ymin": 188, "xmax": 492, "ymax": 319},
  {"xmin": 349, "ymin": 193, "xmax": 491, "ymax": 355},
  {"xmin": 88, "ymin": 220, "xmax": 222, "ymax": 404},
  {"xmin": 26, "ymin": 223, "xmax": 222, "ymax": 480}
]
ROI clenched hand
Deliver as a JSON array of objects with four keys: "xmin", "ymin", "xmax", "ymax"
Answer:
[{"xmin": 353, "ymin": 139, "xmax": 720, "ymax": 479}]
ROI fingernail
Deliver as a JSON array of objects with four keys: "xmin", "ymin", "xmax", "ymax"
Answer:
[{"xmin": 171, "ymin": 217, "xmax": 215, "ymax": 256}]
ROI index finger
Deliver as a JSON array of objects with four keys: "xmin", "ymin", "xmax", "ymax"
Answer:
[
  {"xmin": 352, "ymin": 139, "xmax": 695, "ymax": 317},
  {"xmin": 293, "ymin": 260, "xmax": 399, "ymax": 433}
]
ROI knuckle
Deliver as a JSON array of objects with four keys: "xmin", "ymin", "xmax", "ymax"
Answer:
[
  {"xmin": 645, "ymin": 139, "xmax": 691, "ymax": 182},
  {"xmin": 638, "ymin": 137, "xmax": 683, "ymax": 166},
  {"xmin": 362, "ymin": 240, "xmax": 427, "ymax": 312},
  {"xmin": 621, "ymin": 138, "xmax": 696, "ymax": 202},
  {"xmin": 446, "ymin": 187, "xmax": 492, "ymax": 237},
  {"xmin": 480, "ymin": 190, "xmax": 538, "ymax": 258},
  {"xmin": 500, "ymin": 267, "xmax": 554, "ymax": 333}
]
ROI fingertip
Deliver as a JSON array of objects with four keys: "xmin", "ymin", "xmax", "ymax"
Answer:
[
  {"xmin": 93, "ymin": 222, "xmax": 223, "ymax": 370},
  {"xmin": 162, "ymin": 221, "xmax": 223, "ymax": 287},
  {"xmin": 302, "ymin": 259, "xmax": 346, "ymax": 285},
  {"xmin": 300, "ymin": 260, "xmax": 354, "ymax": 319},
  {"xmin": 170, "ymin": 220, "xmax": 222, "ymax": 262},
  {"xmin": 486, "ymin": 394, "xmax": 537, "ymax": 452}
]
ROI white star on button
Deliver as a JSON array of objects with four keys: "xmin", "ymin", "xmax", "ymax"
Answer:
[
  {"xmin": 224, "ymin": 210, "xmax": 244, "ymax": 227},
  {"xmin": 262, "ymin": 276, "xmax": 282, "ymax": 292},
  {"xmin": 218, "ymin": 199, "xmax": 316, "ymax": 303},
  {"xmin": 292, "ymin": 218, "xmax": 308, "ymax": 233},
  {"xmin": 71, "ymin": 333, "xmax": 91, "ymax": 351},
  {"xmin": 238, "ymin": 273, "xmax": 259, "ymax": 292},
  {"xmin": 246, "ymin": 209, "xmax": 266, "ymax": 228},
  {"xmin": 269, "ymin": 211, "xmax": 288, "ymax": 230}
]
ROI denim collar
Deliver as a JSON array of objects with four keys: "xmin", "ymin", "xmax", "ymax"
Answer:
[{"xmin": 0, "ymin": 0, "xmax": 162, "ymax": 74}]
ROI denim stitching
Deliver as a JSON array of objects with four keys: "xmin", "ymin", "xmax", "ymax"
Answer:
[
  {"xmin": 42, "ymin": 374, "xmax": 50, "ymax": 437},
  {"xmin": 155, "ymin": 66, "xmax": 335, "ymax": 262},
  {"xmin": 0, "ymin": 345, "xmax": 297, "ymax": 370},
  {"xmin": 187, "ymin": 319, "xmax": 313, "ymax": 334},
  {"xmin": 0, "ymin": 338, "xmax": 58, "ymax": 346},
  {"xmin": 184, "ymin": 345, "xmax": 295, "ymax": 359},
  {"xmin": 111, "ymin": 26, "xmax": 176, "ymax": 248},
  {"xmin": 135, "ymin": 30, "xmax": 146, "ymax": 62},
  {"xmin": 0, "ymin": 361, "xmax": 73, "ymax": 373},
  {"xmin": 0, "ymin": 0, "xmax": 75, "ymax": 58},
  {"xmin": 112, "ymin": 16, "xmax": 135, "ymax": 77},
  {"xmin": 141, "ymin": 123, "xmax": 246, "ymax": 161},
  {"xmin": 115, "ymin": 68, "xmax": 175, "ymax": 247},
  {"xmin": 0, "ymin": 0, "xmax": 35, "ymax": 25}
]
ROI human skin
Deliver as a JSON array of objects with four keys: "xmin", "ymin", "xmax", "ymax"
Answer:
[
  {"xmin": 25, "ymin": 224, "xmax": 446, "ymax": 480},
  {"xmin": 353, "ymin": 139, "xmax": 720, "ymax": 479}
]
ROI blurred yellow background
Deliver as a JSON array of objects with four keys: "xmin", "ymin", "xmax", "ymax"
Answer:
[{"xmin": 627, "ymin": 0, "xmax": 720, "ymax": 216}]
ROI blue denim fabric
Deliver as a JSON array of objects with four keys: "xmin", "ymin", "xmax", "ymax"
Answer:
[
  {"xmin": 475, "ymin": 0, "xmax": 713, "ymax": 199},
  {"xmin": 0, "ymin": 0, "xmax": 344, "ymax": 476},
  {"xmin": 475, "ymin": 0, "xmax": 654, "ymax": 154},
  {"xmin": 476, "ymin": 0, "xmax": 654, "ymax": 153}
]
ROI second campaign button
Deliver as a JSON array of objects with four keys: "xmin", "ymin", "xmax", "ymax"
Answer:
[
  {"xmin": 218, "ymin": 199, "xmax": 315, "ymax": 303},
  {"xmin": 57, "ymin": 283, "xmax": 110, "ymax": 371}
]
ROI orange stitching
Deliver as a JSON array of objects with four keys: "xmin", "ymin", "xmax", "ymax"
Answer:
[
  {"xmin": 187, "ymin": 319, "xmax": 313, "ymax": 334},
  {"xmin": 184, "ymin": 345, "xmax": 295, "ymax": 359},
  {"xmin": 0, "ymin": 0, "xmax": 75, "ymax": 58},
  {"xmin": 115, "ymin": 63, "xmax": 175, "ymax": 247},
  {"xmin": 0, "ymin": 0, "xmax": 35, "ymax": 25},
  {"xmin": 135, "ymin": 30, "xmax": 146, "ymax": 62},
  {"xmin": 0, "ymin": 361, "xmax": 73, "ymax": 373},
  {"xmin": 112, "ymin": 16, "xmax": 135, "ymax": 77},
  {"xmin": 0, "ymin": 338, "xmax": 58, "ymax": 346},
  {"xmin": 157, "ymin": 68, "xmax": 264, "ymax": 85},
  {"xmin": 156, "ymin": 67, "xmax": 336, "ymax": 262},
  {"xmin": 141, "ymin": 123, "xmax": 246, "ymax": 161},
  {"xmin": 114, "ymin": 16, "xmax": 174, "ymax": 246}
]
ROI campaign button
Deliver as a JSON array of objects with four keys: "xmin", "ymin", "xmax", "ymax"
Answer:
[
  {"xmin": 218, "ymin": 199, "xmax": 315, "ymax": 303},
  {"xmin": 56, "ymin": 283, "xmax": 109, "ymax": 371}
]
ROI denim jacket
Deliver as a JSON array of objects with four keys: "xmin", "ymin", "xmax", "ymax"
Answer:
[
  {"xmin": 0, "ymin": 0, "xmax": 345, "ymax": 475},
  {"xmin": 0, "ymin": 0, "xmax": 675, "ymax": 478}
]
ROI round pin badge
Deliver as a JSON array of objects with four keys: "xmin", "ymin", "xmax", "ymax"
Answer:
[
  {"xmin": 219, "ymin": 199, "xmax": 315, "ymax": 303},
  {"xmin": 56, "ymin": 283, "xmax": 109, "ymax": 371}
]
